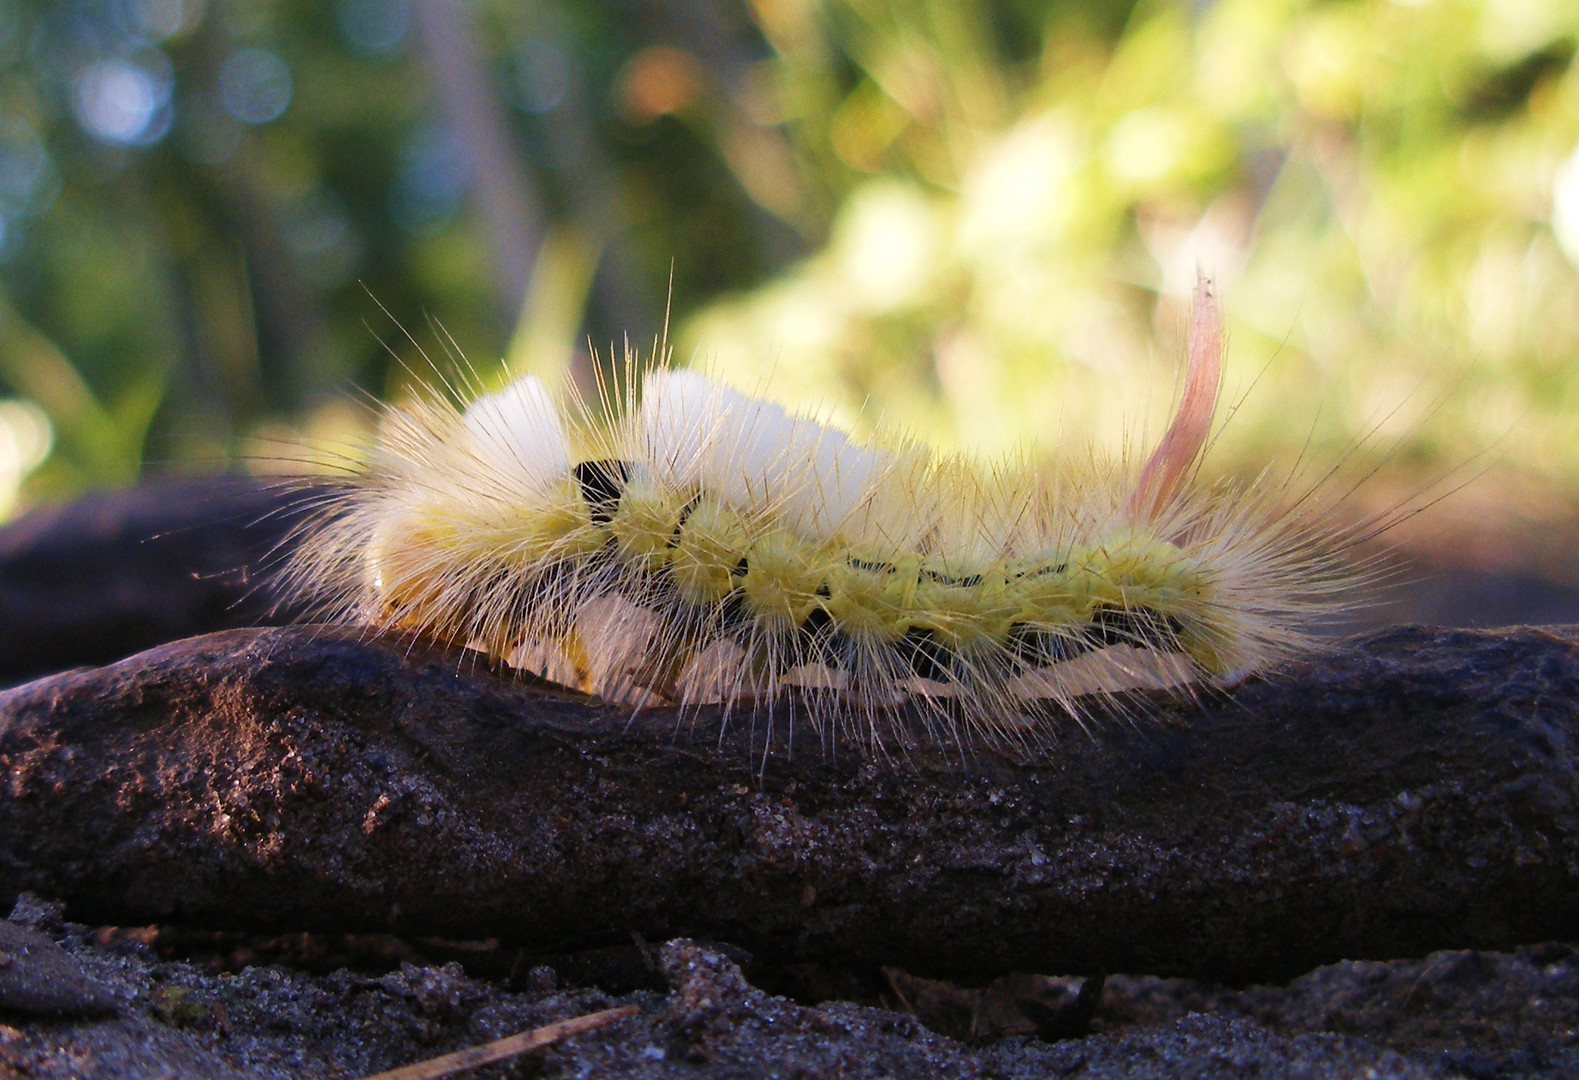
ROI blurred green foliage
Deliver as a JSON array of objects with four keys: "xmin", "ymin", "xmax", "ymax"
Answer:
[{"xmin": 0, "ymin": 0, "xmax": 1577, "ymax": 522}]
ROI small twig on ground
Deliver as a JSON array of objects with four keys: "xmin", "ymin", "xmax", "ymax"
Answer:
[{"xmin": 358, "ymin": 1004, "xmax": 640, "ymax": 1080}]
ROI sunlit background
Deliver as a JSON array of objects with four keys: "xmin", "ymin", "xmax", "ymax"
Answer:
[{"xmin": 2, "ymin": 0, "xmax": 1579, "ymax": 616}]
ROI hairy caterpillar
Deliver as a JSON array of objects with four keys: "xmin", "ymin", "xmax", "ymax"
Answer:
[{"xmin": 285, "ymin": 278, "xmax": 1361, "ymax": 752}]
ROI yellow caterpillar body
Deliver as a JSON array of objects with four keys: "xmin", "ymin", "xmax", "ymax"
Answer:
[{"xmin": 286, "ymin": 280, "xmax": 1353, "ymax": 749}]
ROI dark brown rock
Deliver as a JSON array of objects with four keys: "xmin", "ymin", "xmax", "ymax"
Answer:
[
  {"xmin": 1, "ymin": 623, "xmax": 1577, "ymax": 987},
  {"xmin": 884, "ymin": 967, "xmax": 1104, "ymax": 1042},
  {"xmin": 0, "ymin": 478, "xmax": 317, "ymax": 685},
  {"xmin": 0, "ymin": 918, "xmax": 120, "ymax": 1016}
]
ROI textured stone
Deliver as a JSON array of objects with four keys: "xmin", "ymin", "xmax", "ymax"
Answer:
[
  {"xmin": 0, "ymin": 919, "xmax": 120, "ymax": 1016},
  {"xmin": 2, "ymin": 623, "xmax": 1576, "ymax": 987},
  {"xmin": 6, "ymin": 915, "xmax": 1543, "ymax": 1080}
]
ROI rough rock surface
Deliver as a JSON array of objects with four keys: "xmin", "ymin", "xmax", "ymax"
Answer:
[
  {"xmin": 0, "ymin": 918, "xmax": 120, "ymax": 1017},
  {"xmin": 2, "ymin": 623, "xmax": 1578, "ymax": 990},
  {"xmin": 4, "ymin": 895, "xmax": 1576, "ymax": 1079}
]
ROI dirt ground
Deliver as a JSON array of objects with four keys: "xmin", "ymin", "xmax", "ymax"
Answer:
[{"xmin": 3, "ymin": 892, "xmax": 1577, "ymax": 1079}]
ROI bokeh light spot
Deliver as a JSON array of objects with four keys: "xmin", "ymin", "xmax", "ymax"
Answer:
[
  {"xmin": 1551, "ymin": 145, "xmax": 1579, "ymax": 264},
  {"xmin": 218, "ymin": 48, "xmax": 292, "ymax": 125},
  {"xmin": 0, "ymin": 398, "xmax": 52, "ymax": 519},
  {"xmin": 834, "ymin": 183, "xmax": 939, "ymax": 312},
  {"xmin": 335, "ymin": 0, "xmax": 410, "ymax": 54},
  {"xmin": 392, "ymin": 126, "xmax": 468, "ymax": 234},
  {"xmin": 121, "ymin": 0, "xmax": 198, "ymax": 42},
  {"xmin": 1106, "ymin": 107, "xmax": 1184, "ymax": 185},
  {"xmin": 616, "ymin": 47, "xmax": 703, "ymax": 123},
  {"xmin": 73, "ymin": 58, "xmax": 173, "ymax": 146}
]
